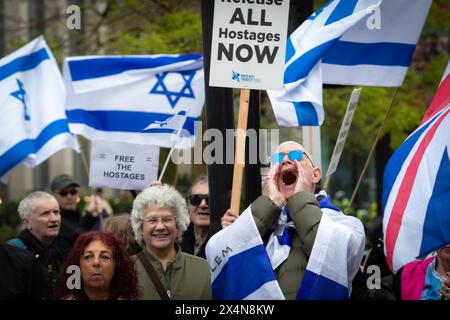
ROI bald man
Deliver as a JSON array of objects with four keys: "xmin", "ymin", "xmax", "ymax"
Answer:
[{"xmin": 222, "ymin": 141, "xmax": 324, "ymax": 299}]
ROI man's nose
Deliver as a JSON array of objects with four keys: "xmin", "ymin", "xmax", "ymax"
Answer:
[
  {"xmin": 199, "ymin": 198, "xmax": 208, "ymax": 207},
  {"xmin": 49, "ymin": 212, "xmax": 59, "ymax": 222}
]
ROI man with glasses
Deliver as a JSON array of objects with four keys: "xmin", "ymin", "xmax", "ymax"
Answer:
[
  {"xmin": 7, "ymin": 191, "xmax": 63, "ymax": 299},
  {"xmin": 220, "ymin": 141, "xmax": 364, "ymax": 299},
  {"xmin": 181, "ymin": 175, "xmax": 210, "ymax": 258},
  {"xmin": 50, "ymin": 174, "xmax": 105, "ymax": 258}
]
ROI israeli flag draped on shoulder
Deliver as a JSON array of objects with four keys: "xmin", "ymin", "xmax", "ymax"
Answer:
[
  {"xmin": 267, "ymin": 0, "xmax": 382, "ymax": 127},
  {"xmin": 206, "ymin": 192, "xmax": 365, "ymax": 300},
  {"xmin": 0, "ymin": 36, "xmax": 79, "ymax": 180},
  {"xmin": 64, "ymin": 54, "xmax": 204, "ymax": 148},
  {"xmin": 205, "ymin": 207, "xmax": 285, "ymax": 300}
]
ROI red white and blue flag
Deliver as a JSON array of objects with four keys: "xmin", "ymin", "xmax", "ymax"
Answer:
[{"xmin": 382, "ymin": 63, "xmax": 450, "ymax": 272}]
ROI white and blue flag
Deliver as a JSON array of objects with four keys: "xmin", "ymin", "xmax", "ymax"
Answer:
[
  {"xmin": 205, "ymin": 207, "xmax": 285, "ymax": 300},
  {"xmin": 322, "ymin": 0, "xmax": 432, "ymax": 87},
  {"xmin": 0, "ymin": 36, "xmax": 79, "ymax": 180},
  {"xmin": 64, "ymin": 54, "xmax": 204, "ymax": 148},
  {"xmin": 268, "ymin": 0, "xmax": 431, "ymax": 127},
  {"xmin": 206, "ymin": 193, "xmax": 365, "ymax": 300}
]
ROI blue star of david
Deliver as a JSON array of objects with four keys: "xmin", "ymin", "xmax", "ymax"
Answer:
[
  {"xmin": 10, "ymin": 79, "xmax": 30, "ymax": 121},
  {"xmin": 150, "ymin": 70, "xmax": 196, "ymax": 108}
]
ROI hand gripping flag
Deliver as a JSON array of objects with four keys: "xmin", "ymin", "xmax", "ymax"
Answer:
[
  {"xmin": 206, "ymin": 192, "xmax": 365, "ymax": 300},
  {"xmin": 0, "ymin": 36, "xmax": 79, "ymax": 180},
  {"xmin": 382, "ymin": 64, "xmax": 450, "ymax": 272},
  {"xmin": 64, "ymin": 54, "xmax": 204, "ymax": 148},
  {"xmin": 268, "ymin": 0, "xmax": 431, "ymax": 127}
]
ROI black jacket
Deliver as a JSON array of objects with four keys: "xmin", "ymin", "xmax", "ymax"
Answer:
[
  {"xmin": 180, "ymin": 223, "xmax": 209, "ymax": 259},
  {"xmin": 8, "ymin": 229, "xmax": 63, "ymax": 299},
  {"xmin": 0, "ymin": 243, "xmax": 48, "ymax": 300},
  {"xmin": 53, "ymin": 208, "xmax": 100, "ymax": 258}
]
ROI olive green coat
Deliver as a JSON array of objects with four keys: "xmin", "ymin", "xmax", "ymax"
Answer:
[
  {"xmin": 251, "ymin": 192, "xmax": 322, "ymax": 299},
  {"xmin": 133, "ymin": 246, "xmax": 212, "ymax": 300}
]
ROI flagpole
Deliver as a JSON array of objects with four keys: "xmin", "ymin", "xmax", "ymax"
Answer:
[
  {"xmin": 345, "ymin": 87, "xmax": 399, "ymax": 214},
  {"xmin": 230, "ymin": 89, "xmax": 250, "ymax": 215},
  {"xmin": 158, "ymin": 114, "xmax": 187, "ymax": 182}
]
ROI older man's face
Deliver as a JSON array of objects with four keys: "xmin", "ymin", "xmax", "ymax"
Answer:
[
  {"xmin": 274, "ymin": 142, "xmax": 320, "ymax": 199},
  {"xmin": 23, "ymin": 198, "xmax": 61, "ymax": 246},
  {"xmin": 188, "ymin": 182, "xmax": 210, "ymax": 228}
]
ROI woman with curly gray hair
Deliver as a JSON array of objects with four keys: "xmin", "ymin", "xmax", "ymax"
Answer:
[{"xmin": 130, "ymin": 184, "xmax": 211, "ymax": 300}]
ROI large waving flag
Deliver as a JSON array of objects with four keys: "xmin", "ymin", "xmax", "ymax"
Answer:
[
  {"xmin": 206, "ymin": 194, "xmax": 365, "ymax": 300},
  {"xmin": 322, "ymin": 0, "xmax": 432, "ymax": 87},
  {"xmin": 0, "ymin": 36, "xmax": 79, "ymax": 180},
  {"xmin": 64, "ymin": 54, "xmax": 204, "ymax": 148},
  {"xmin": 382, "ymin": 65, "xmax": 450, "ymax": 272},
  {"xmin": 268, "ymin": 0, "xmax": 431, "ymax": 127}
]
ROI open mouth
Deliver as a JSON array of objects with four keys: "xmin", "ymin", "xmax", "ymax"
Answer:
[{"xmin": 281, "ymin": 169, "xmax": 298, "ymax": 186}]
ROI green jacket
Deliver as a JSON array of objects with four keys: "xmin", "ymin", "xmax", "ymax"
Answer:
[
  {"xmin": 251, "ymin": 192, "xmax": 322, "ymax": 299},
  {"xmin": 133, "ymin": 246, "xmax": 212, "ymax": 300}
]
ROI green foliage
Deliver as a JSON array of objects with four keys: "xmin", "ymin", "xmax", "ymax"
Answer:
[
  {"xmin": 0, "ymin": 201, "xmax": 20, "ymax": 242},
  {"xmin": 106, "ymin": 10, "xmax": 202, "ymax": 55}
]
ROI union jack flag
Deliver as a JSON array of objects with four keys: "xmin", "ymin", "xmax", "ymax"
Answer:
[{"xmin": 382, "ymin": 64, "xmax": 450, "ymax": 272}]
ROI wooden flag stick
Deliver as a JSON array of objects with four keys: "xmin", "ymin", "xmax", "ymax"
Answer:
[{"xmin": 230, "ymin": 89, "xmax": 250, "ymax": 215}]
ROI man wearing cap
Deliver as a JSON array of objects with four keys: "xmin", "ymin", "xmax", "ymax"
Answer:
[
  {"xmin": 51, "ymin": 174, "xmax": 106, "ymax": 258},
  {"xmin": 181, "ymin": 175, "xmax": 211, "ymax": 258}
]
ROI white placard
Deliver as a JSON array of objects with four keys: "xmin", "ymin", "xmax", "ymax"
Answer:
[
  {"xmin": 89, "ymin": 140, "xmax": 159, "ymax": 190},
  {"xmin": 326, "ymin": 88, "xmax": 362, "ymax": 177},
  {"xmin": 209, "ymin": 0, "xmax": 290, "ymax": 90}
]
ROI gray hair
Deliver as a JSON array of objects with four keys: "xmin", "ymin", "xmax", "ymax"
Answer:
[
  {"xmin": 18, "ymin": 191, "xmax": 57, "ymax": 220},
  {"xmin": 188, "ymin": 175, "xmax": 208, "ymax": 197},
  {"xmin": 130, "ymin": 185, "xmax": 189, "ymax": 247}
]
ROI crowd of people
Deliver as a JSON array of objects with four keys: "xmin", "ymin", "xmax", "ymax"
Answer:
[{"xmin": 0, "ymin": 140, "xmax": 448, "ymax": 300}]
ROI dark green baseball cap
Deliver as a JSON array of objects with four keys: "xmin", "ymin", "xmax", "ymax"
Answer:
[{"xmin": 50, "ymin": 174, "xmax": 80, "ymax": 192}]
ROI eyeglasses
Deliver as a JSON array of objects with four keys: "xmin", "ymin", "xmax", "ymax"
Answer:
[
  {"xmin": 188, "ymin": 194, "xmax": 209, "ymax": 206},
  {"xmin": 271, "ymin": 150, "xmax": 314, "ymax": 167},
  {"xmin": 143, "ymin": 216, "xmax": 175, "ymax": 226},
  {"xmin": 58, "ymin": 189, "xmax": 78, "ymax": 197}
]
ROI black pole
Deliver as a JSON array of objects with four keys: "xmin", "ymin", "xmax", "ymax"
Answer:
[
  {"xmin": 244, "ymin": 90, "xmax": 261, "ymax": 207},
  {"xmin": 201, "ymin": 0, "xmax": 235, "ymax": 236}
]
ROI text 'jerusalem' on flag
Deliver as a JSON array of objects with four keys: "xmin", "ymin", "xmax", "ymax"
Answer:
[
  {"xmin": 206, "ymin": 194, "xmax": 365, "ymax": 300},
  {"xmin": 64, "ymin": 54, "xmax": 205, "ymax": 149},
  {"xmin": 268, "ymin": 0, "xmax": 431, "ymax": 128},
  {"xmin": 382, "ymin": 62, "xmax": 450, "ymax": 273},
  {"xmin": 205, "ymin": 207, "xmax": 285, "ymax": 300},
  {"xmin": 0, "ymin": 36, "xmax": 79, "ymax": 180}
]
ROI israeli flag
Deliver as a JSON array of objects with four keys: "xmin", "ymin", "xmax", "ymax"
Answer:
[
  {"xmin": 268, "ymin": 0, "xmax": 382, "ymax": 127},
  {"xmin": 268, "ymin": 0, "xmax": 430, "ymax": 127},
  {"xmin": 64, "ymin": 54, "xmax": 204, "ymax": 148},
  {"xmin": 205, "ymin": 207, "xmax": 285, "ymax": 300},
  {"xmin": 207, "ymin": 193, "xmax": 365, "ymax": 300},
  {"xmin": 297, "ymin": 209, "xmax": 365, "ymax": 299},
  {"xmin": 322, "ymin": 0, "xmax": 432, "ymax": 87},
  {"xmin": 0, "ymin": 36, "xmax": 79, "ymax": 180}
]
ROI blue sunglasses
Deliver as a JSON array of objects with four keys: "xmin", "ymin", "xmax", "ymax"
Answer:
[{"xmin": 271, "ymin": 150, "xmax": 314, "ymax": 166}]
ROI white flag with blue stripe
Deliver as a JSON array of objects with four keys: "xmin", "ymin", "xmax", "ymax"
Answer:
[
  {"xmin": 207, "ymin": 193, "xmax": 365, "ymax": 300},
  {"xmin": 267, "ymin": 0, "xmax": 382, "ymax": 127},
  {"xmin": 268, "ymin": 0, "xmax": 430, "ymax": 127},
  {"xmin": 64, "ymin": 54, "xmax": 204, "ymax": 149},
  {"xmin": 322, "ymin": 0, "xmax": 432, "ymax": 87},
  {"xmin": 0, "ymin": 36, "xmax": 79, "ymax": 180},
  {"xmin": 205, "ymin": 207, "xmax": 285, "ymax": 300}
]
